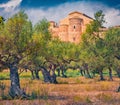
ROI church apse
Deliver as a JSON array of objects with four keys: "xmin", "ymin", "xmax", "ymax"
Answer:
[{"xmin": 49, "ymin": 11, "xmax": 93, "ymax": 43}]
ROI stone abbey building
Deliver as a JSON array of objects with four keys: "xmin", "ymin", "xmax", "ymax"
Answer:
[{"xmin": 49, "ymin": 11, "xmax": 93, "ymax": 43}]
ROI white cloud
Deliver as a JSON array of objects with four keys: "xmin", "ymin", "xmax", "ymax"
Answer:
[
  {"xmin": 0, "ymin": 0, "xmax": 22, "ymax": 12},
  {"xmin": 104, "ymin": 9, "xmax": 120, "ymax": 27},
  {"xmin": 25, "ymin": 1, "xmax": 120, "ymax": 27},
  {"xmin": 0, "ymin": 1, "xmax": 120, "ymax": 27}
]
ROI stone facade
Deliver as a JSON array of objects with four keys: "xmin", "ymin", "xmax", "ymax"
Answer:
[{"xmin": 49, "ymin": 11, "xmax": 93, "ymax": 43}]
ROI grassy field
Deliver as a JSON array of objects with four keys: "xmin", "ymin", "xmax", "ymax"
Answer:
[{"xmin": 0, "ymin": 70, "xmax": 120, "ymax": 105}]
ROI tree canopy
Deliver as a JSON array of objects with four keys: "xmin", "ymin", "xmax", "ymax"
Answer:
[{"xmin": 0, "ymin": 10, "xmax": 120, "ymax": 98}]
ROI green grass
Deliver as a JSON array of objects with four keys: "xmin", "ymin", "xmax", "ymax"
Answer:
[
  {"xmin": 66, "ymin": 69, "xmax": 80, "ymax": 77},
  {"xmin": 0, "ymin": 69, "xmax": 81, "ymax": 80},
  {"xmin": 0, "ymin": 69, "xmax": 79, "ymax": 80},
  {"xmin": 0, "ymin": 70, "xmax": 44, "ymax": 80},
  {"xmin": 0, "ymin": 72, "xmax": 9, "ymax": 80},
  {"xmin": 19, "ymin": 71, "xmax": 32, "ymax": 79},
  {"xmin": 0, "ymin": 69, "xmax": 118, "ymax": 81}
]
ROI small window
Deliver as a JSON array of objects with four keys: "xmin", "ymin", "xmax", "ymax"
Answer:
[
  {"xmin": 73, "ymin": 25, "xmax": 76, "ymax": 29},
  {"xmin": 73, "ymin": 37, "xmax": 76, "ymax": 41}
]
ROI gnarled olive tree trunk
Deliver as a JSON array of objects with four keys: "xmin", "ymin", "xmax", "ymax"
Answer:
[
  {"xmin": 84, "ymin": 63, "xmax": 91, "ymax": 78},
  {"xmin": 41, "ymin": 66, "xmax": 52, "ymax": 83},
  {"xmin": 56, "ymin": 68, "xmax": 60, "ymax": 76},
  {"xmin": 35, "ymin": 70, "xmax": 40, "ymax": 80},
  {"xmin": 79, "ymin": 67, "xmax": 84, "ymax": 76},
  {"xmin": 60, "ymin": 66, "xmax": 67, "ymax": 78},
  {"xmin": 40, "ymin": 66, "xmax": 57, "ymax": 83},
  {"xmin": 50, "ymin": 70, "xmax": 58, "ymax": 84},
  {"xmin": 99, "ymin": 70, "xmax": 105, "ymax": 81},
  {"xmin": 30, "ymin": 70, "xmax": 35, "ymax": 80},
  {"xmin": 116, "ymin": 67, "xmax": 120, "ymax": 78},
  {"xmin": 108, "ymin": 67, "xmax": 113, "ymax": 81},
  {"xmin": 9, "ymin": 64, "xmax": 26, "ymax": 98}
]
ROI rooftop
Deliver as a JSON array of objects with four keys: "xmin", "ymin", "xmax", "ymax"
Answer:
[{"xmin": 69, "ymin": 11, "xmax": 93, "ymax": 20}]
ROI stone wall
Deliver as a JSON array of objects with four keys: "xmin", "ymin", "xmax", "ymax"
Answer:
[{"xmin": 50, "ymin": 11, "xmax": 93, "ymax": 43}]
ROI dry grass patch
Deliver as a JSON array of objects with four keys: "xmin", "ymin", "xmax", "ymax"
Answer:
[{"xmin": 0, "ymin": 76, "xmax": 120, "ymax": 105}]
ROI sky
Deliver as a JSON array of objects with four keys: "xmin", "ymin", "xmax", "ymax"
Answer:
[{"xmin": 0, "ymin": 0, "xmax": 120, "ymax": 27}]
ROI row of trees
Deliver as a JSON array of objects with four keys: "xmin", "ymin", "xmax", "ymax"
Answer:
[{"xmin": 0, "ymin": 10, "xmax": 120, "ymax": 98}]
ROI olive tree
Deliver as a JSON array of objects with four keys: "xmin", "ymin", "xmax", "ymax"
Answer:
[
  {"xmin": 0, "ymin": 11, "xmax": 32, "ymax": 98},
  {"xmin": 80, "ymin": 10, "xmax": 106, "ymax": 80}
]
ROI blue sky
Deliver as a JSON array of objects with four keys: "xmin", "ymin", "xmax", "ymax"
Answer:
[
  {"xmin": 19, "ymin": 0, "xmax": 120, "ymax": 9},
  {"xmin": 0, "ymin": 0, "xmax": 120, "ymax": 9},
  {"xmin": 0, "ymin": 0, "xmax": 120, "ymax": 27}
]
